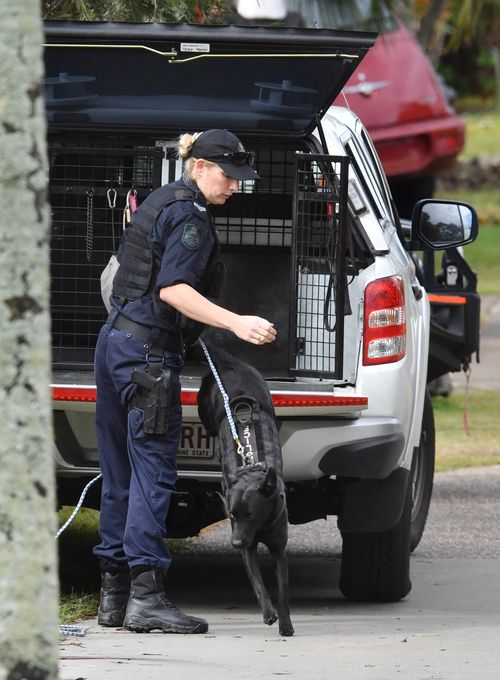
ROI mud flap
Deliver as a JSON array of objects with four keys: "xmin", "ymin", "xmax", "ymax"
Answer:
[{"xmin": 338, "ymin": 468, "xmax": 410, "ymax": 534}]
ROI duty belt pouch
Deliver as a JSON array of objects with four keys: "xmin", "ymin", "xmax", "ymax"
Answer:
[{"xmin": 131, "ymin": 367, "xmax": 172, "ymax": 435}]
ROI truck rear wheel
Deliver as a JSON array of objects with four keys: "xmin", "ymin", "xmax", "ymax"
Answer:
[
  {"xmin": 339, "ymin": 480, "xmax": 412, "ymax": 602},
  {"xmin": 410, "ymin": 389, "xmax": 435, "ymax": 552}
]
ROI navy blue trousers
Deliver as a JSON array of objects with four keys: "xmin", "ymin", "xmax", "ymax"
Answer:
[{"xmin": 93, "ymin": 322, "xmax": 183, "ymax": 572}]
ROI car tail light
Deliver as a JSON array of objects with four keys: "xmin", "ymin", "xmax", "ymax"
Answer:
[{"xmin": 363, "ymin": 276, "xmax": 406, "ymax": 365}]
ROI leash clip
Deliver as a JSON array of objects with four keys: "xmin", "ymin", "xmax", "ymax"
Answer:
[{"xmin": 235, "ymin": 437, "xmax": 245, "ymax": 455}]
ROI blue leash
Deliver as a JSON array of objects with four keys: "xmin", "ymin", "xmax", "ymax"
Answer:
[{"xmin": 197, "ymin": 338, "xmax": 245, "ymax": 458}]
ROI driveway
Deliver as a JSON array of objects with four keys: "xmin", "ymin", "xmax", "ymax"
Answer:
[{"xmin": 59, "ymin": 466, "xmax": 500, "ymax": 680}]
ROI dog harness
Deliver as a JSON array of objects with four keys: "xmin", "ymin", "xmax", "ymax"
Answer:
[{"xmin": 198, "ymin": 338, "xmax": 283, "ymax": 477}]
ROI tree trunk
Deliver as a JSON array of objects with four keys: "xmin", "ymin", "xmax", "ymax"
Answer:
[
  {"xmin": 416, "ymin": 0, "xmax": 448, "ymax": 63},
  {"xmin": 0, "ymin": 2, "xmax": 59, "ymax": 679}
]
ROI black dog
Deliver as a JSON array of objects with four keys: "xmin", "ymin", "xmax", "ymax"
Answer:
[{"xmin": 197, "ymin": 343, "xmax": 294, "ymax": 637}]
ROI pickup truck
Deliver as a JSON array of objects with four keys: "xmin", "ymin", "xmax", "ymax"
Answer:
[{"xmin": 45, "ymin": 20, "xmax": 479, "ymax": 602}]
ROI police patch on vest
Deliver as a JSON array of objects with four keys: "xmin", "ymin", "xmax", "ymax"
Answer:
[{"xmin": 182, "ymin": 224, "xmax": 203, "ymax": 251}]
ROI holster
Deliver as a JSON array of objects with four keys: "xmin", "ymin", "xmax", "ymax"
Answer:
[{"xmin": 130, "ymin": 367, "xmax": 172, "ymax": 435}]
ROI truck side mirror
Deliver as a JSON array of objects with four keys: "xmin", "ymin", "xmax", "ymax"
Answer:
[{"xmin": 411, "ymin": 199, "xmax": 478, "ymax": 250}]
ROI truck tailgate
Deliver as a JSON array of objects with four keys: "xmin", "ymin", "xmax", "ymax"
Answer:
[{"xmin": 51, "ymin": 370, "xmax": 368, "ymax": 418}]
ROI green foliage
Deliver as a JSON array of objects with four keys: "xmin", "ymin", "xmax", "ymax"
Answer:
[
  {"xmin": 42, "ymin": 0, "xmax": 230, "ymax": 22},
  {"xmin": 444, "ymin": 0, "xmax": 500, "ymax": 52},
  {"xmin": 41, "ymin": 0, "xmax": 408, "ymax": 26},
  {"xmin": 440, "ymin": 44, "xmax": 498, "ymax": 101}
]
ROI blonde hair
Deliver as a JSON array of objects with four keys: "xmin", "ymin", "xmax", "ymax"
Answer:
[
  {"xmin": 178, "ymin": 132, "xmax": 203, "ymax": 177},
  {"xmin": 178, "ymin": 132, "xmax": 220, "ymax": 179}
]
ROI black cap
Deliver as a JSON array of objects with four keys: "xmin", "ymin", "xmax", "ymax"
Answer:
[{"xmin": 188, "ymin": 129, "xmax": 260, "ymax": 181}]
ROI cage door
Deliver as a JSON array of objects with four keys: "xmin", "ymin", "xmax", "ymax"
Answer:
[{"xmin": 290, "ymin": 153, "xmax": 350, "ymax": 379}]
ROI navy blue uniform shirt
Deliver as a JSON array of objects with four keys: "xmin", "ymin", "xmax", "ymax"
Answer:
[{"xmin": 113, "ymin": 177, "xmax": 217, "ymax": 331}]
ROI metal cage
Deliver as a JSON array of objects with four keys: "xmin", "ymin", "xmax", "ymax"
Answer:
[
  {"xmin": 49, "ymin": 142, "xmax": 163, "ymax": 367},
  {"xmin": 290, "ymin": 153, "xmax": 350, "ymax": 378}
]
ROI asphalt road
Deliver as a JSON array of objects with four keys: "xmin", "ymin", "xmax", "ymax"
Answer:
[{"xmin": 60, "ymin": 466, "xmax": 500, "ymax": 680}]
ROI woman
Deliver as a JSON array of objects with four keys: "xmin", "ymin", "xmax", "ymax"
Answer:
[{"xmin": 94, "ymin": 129, "xmax": 276, "ymax": 634}]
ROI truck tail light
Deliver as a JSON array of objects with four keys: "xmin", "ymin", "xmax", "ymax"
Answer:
[{"xmin": 363, "ymin": 276, "xmax": 406, "ymax": 365}]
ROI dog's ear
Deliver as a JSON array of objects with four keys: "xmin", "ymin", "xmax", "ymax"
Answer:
[{"xmin": 260, "ymin": 467, "xmax": 277, "ymax": 497}]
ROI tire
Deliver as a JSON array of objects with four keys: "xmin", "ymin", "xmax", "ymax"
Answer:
[
  {"xmin": 339, "ymin": 479, "xmax": 412, "ymax": 603},
  {"xmin": 410, "ymin": 389, "xmax": 435, "ymax": 552}
]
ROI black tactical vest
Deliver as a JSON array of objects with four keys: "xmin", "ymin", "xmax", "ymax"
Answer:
[{"xmin": 112, "ymin": 182, "xmax": 199, "ymax": 302}]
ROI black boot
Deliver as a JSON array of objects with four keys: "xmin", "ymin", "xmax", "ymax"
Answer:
[
  {"xmin": 123, "ymin": 568, "xmax": 208, "ymax": 634},
  {"xmin": 97, "ymin": 568, "xmax": 131, "ymax": 627}
]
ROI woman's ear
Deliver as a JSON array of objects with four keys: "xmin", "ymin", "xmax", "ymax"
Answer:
[{"xmin": 193, "ymin": 158, "xmax": 208, "ymax": 180}]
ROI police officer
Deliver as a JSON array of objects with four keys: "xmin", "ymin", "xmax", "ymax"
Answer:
[{"xmin": 93, "ymin": 129, "xmax": 276, "ymax": 634}]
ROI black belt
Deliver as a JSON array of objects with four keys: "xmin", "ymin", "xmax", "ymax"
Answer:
[{"xmin": 109, "ymin": 314, "xmax": 182, "ymax": 355}]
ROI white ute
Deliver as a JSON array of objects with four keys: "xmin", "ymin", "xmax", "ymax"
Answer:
[{"xmin": 45, "ymin": 19, "xmax": 478, "ymax": 602}]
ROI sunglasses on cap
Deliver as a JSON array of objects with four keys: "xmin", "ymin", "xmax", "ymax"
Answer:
[{"xmin": 205, "ymin": 151, "xmax": 255, "ymax": 167}]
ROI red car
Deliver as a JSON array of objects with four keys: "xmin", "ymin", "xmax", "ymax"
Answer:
[{"xmin": 335, "ymin": 20, "xmax": 464, "ymax": 216}]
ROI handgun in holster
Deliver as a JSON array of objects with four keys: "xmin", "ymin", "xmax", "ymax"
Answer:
[{"xmin": 130, "ymin": 367, "xmax": 172, "ymax": 435}]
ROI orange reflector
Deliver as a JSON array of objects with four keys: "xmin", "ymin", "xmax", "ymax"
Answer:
[
  {"xmin": 271, "ymin": 395, "xmax": 367, "ymax": 408},
  {"xmin": 428, "ymin": 294, "xmax": 467, "ymax": 305},
  {"xmin": 52, "ymin": 386, "xmax": 97, "ymax": 402},
  {"xmin": 52, "ymin": 387, "xmax": 367, "ymax": 409}
]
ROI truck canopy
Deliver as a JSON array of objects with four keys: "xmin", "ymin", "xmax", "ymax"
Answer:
[{"xmin": 43, "ymin": 21, "xmax": 376, "ymax": 137}]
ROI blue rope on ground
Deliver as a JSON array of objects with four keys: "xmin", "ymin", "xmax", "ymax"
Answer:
[
  {"xmin": 59, "ymin": 625, "xmax": 89, "ymax": 637},
  {"xmin": 55, "ymin": 473, "xmax": 102, "ymax": 540}
]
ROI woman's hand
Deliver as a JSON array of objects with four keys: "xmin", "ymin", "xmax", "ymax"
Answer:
[
  {"xmin": 232, "ymin": 316, "xmax": 277, "ymax": 345},
  {"xmin": 160, "ymin": 283, "xmax": 277, "ymax": 345}
]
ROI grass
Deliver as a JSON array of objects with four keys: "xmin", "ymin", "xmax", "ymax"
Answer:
[
  {"xmin": 57, "ymin": 507, "xmax": 101, "ymax": 624},
  {"xmin": 460, "ymin": 112, "xmax": 500, "ymax": 160},
  {"xmin": 433, "ymin": 390, "xmax": 500, "ymax": 472},
  {"xmin": 60, "ymin": 592, "xmax": 99, "ymax": 625}
]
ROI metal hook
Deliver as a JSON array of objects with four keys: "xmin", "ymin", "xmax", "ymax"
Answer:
[{"xmin": 107, "ymin": 187, "xmax": 117, "ymax": 209}]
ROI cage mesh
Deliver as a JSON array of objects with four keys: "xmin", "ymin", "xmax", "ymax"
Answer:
[
  {"xmin": 213, "ymin": 146, "xmax": 296, "ymax": 247},
  {"xmin": 290, "ymin": 154, "xmax": 349, "ymax": 378},
  {"xmin": 49, "ymin": 143, "xmax": 163, "ymax": 367}
]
